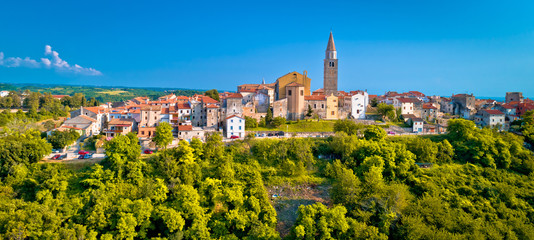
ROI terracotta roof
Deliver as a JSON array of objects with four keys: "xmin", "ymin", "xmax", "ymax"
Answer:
[
  {"xmin": 408, "ymin": 91, "xmax": 425, "ymax": 97},
  {"xmin": 108, "ymin": 118, "xmax": 134, "ymax": 126},
  {"xmin": 397, "ymin": 98, "xmax": 416, "ymax": 103},
  {"xmin": 412, "ymin": 118, "xmax": 424, "ymax": 122},
  {"xmin": 422, "ymin": 103, "xmax": 437, "ymax": 109},
  {"xmin": 206, "ymin": 104, "xmax": 219, "ymax": 108},
  {"xmin": 501, "ymin": 104, "xmax": 515, "ymax": 109},
  {"xmin": 58, "ymin": 126, "xmax": 82, "ymax": 130},
  {"xmin": 286, "ymin": 82, "xmax": 304, "ymax": 87},
  {"xmin": 226, "ymin": 93, "xmax": 243, "ymax": 99},
  {"xmin": 368, "ymin": 95, "xmax": 378, "ymax": 99},
  {"xmin": 226, "ymin": 114, "xmax": 244, "ymax": 120},
  {"xmin": 141, "ymin": 105, "xmax": 162, "ymax": 111},
  {"xmin": 305, "ymin": 95, "xmax": 326, "ymax": 101},
  {"xmin": 177, "ymin": 125, "xmax": 193, "ymax": 131},
  {"xmin": 176, "ymin": 103, "xmax": 191, "ymax": 109},
  {"xmin": 175, "ymin": 96, "xmax": 190, "ymax": 100},
  {"xmin": 483, "ymin": 109, "xmax": 504, "ymax": 115},
  {"xmin": 239, "ymin": 89, "xmax": 257, "ymax": 93},
  {"xmin": 202, "ymin": 96, "xmax": 219, "ymax": 104},
  {"xmin": 83, "ymin": 106, "xmax": 107, "ymax": 114},
  {"xmin": 258, "ymin": 85, "xmax": 273, "ymax": 90}
]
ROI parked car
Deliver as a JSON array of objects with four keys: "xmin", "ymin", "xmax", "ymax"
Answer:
[
  {"xmin": 52, "ymin": 154, "xmax": 61, "ymax": 160},
  {"xmin": 267, "ymin": 133, "xmax": 273, "ymax": 137},
  {"xmin": 144, "ymin": 149, "xmax": 153, "ymax": 154},
  {"xmin": 230, "ymin": 135, "xmax": 240, "ymax": 139},
  {"xmin": 78, "ymin": 150, "xmax": 89, "ymax": 155},
  {"xmin": 388, "ymin": 131, "xmax": 396, "ymax": 135},
  {"xmin": 78, "ymin": 154, "xmax": 85, "ymax": 159},
  {"xmin": 58, "ymin": 154, "xmax": 67, "ymax": 160},
  {"xmin": 84, "ymin": 154, "xmax": 93, "ymax": 159}
]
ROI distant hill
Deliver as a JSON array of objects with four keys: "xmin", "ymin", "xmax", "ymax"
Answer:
[{"xmin": 0, "ymin": 83, "xmax": 207, "ymax": 102}]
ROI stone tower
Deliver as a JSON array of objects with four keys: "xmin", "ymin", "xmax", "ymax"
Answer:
[{"xmin": 323, "ymin": 31, "xmax": 338, "ymax": 96}]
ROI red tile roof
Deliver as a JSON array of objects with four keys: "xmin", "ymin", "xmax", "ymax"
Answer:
[
  {"xmin": 397, "ymin": 98, "xmax": 416, "ymax": 103},
  {"xmin": 305, "ymin": 95, "xmax": 326, "ymax": 101},
  {"xmin": 423, "ymin": 103, "xmax": 437, "ymax": 109},
  {"xmin": 177, "ymin": 125, "xmax": 193, "ymax": 131},
  {"xmin": 226, "ymin": 114, "xmax": 244, "ymax": 120},
  {"xmin": 226, "ymin": 93, "xmax": 243, "ymax": 99},
  {"xmin": 176, "ymin": 103, "xmax": 191, "ymax": 109},
  {"xmin": 286, "ymin": 82, "xmax": 304, "ymax": 87},
  {"xmin": 483, "ymin": 109, "xmax": 504, "ymax": 115},
  {"xmin": 408, "ymin": 91, "xmax": 425, "ymax": 97}
]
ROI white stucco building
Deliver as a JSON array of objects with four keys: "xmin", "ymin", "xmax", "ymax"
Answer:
[
  {"xmin": 350, "ymin": 91, "xmax": 369, "ymax": 119},
  {"xmin": 225, "ymin": 115, "xmax": 245, "ymax": 138}
]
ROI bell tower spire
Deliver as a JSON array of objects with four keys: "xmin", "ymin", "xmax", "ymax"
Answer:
[{"xmin": 324, "ymin": 31, "xmax": 338, "ymax": 96}]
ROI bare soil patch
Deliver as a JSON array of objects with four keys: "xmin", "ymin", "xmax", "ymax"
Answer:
[{"xmin": 266, "ymin": 183, "xmax": 331, "ymax": 238}]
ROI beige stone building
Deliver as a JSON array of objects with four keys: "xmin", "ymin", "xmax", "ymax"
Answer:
[
  {"xmin": 140, "ymin": 106, "xmax": 162, "ymax": 128},
  {"xmin": 273, "ymin": 98, "xmax": 288, "ymax": 118},
  {"xmin": 275, "ymin": 71, "xmax": 311, "ymax": 100},
  {"xmin": 325, "ymin": 94, "xmax": 339, "ymax": 120},
  {"xmin": 286, "ymin": 82, "xmax": 306, "ymax": 120}
]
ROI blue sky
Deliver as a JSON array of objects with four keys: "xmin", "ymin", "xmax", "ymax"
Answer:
[{"xmin": 1, "ymin": 0, "xmax": 534, "ymax": 97}]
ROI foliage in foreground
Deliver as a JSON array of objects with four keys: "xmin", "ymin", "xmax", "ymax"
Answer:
[{"xmin": 0, "ymin": 119, "xmax": 533, "ymax": 239}]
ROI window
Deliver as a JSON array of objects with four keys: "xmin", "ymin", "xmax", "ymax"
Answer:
[
  {"xmin": 288, "ymin": 90, "xmax": 292, "ymax": 96},
  {"xmin": 231, "ymin": 126, "xmax": 233, "ymax": 130},
  {"xmin": 314, "ymin": 104, "xmax": 317, "ymax": 108},
  {"xmin": 231, "ymin": 119, "xmax": 233, "ymax": 123},
  {"xmin": 300, "ymin": 90, "xmax": 304, "ymax": 96},
  {"xmin": 321, "ymin": 104, "xmax": 324, "ymax": 108},
  {"xmin": 239, "ymin": 120, "xmax": 242, "ymax": 123},
  {"xmin": 180, "ymin": 110, "xmax": 183, "ymax": 113},
  {"xmin": 239, "ymin": 126, "xmax": 242, "ymax": 130},
  {"xmin": 331, "ymin": 111, "xmax": 335, "ymax": 115}
]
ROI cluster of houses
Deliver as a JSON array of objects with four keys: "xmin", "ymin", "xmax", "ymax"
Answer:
[
  {"xmin": 375, "ymin": 91, "xmax": 534, "ymax": 132},
  {"xmin": 56, "ymin": 94, "xmax": 247, "ymax": 145}
]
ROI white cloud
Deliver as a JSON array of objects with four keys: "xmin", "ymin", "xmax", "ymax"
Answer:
[{"xmin": 0, "ymin": 45, "xmax": 102, "ymax": 76}]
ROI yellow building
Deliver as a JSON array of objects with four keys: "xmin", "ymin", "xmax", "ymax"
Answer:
[
  {"xmin": 275, "ymin": 71, "xmax": 311, "ymax": 100},
  {"xmin": 325, "ymin": 94, "xmax": 339, "ymax": 120}
]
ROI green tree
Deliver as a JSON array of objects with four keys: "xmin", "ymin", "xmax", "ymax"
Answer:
[
  {"xmin": 306, "ymin": 105, "xmax": 313, "ymax": 117},
  {"xmin": 377, "ymin": 103, "xmax": 396, "ymax": 122},
  {"xmin": 47, "ymin": 129, "xmax": 80, "ymax": 149},
  {"xmin": 364, "ymin": 125, "xmax": 386, "ymax": 141},
  {"xmin": 244, "ymin": 116, "xmax": 258, "ymax": 129},
  {"xmin": 334, "ymin": 119, "xmax": 364, "ymax": 136},
  {"xmin": 370, "ymin": 97, "xmax": 378, "ymax": 107},
  {"xmin": 153, "ymin": 122, "xmax": 173, "ymax": 149},
  {"xmin": 271, "ymin": 116, "xmax": 286, "ymax": 127},
  {"xmin": 266, "ymin": 108, "xmax": 273, "ymax": 124},
  {"xmin": 204, "ymin": 89, "xmax": 220, "ymax": 101}
]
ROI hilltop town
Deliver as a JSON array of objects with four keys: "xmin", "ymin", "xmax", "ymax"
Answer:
[{"xmin": 1, "ymin": 32, "xmax": 533, "ymax": 156}]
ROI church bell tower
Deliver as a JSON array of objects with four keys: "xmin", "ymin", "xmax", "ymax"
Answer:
[{"xmin": 323, "ymin": 31, "xmax": 338, "ymax": 96}]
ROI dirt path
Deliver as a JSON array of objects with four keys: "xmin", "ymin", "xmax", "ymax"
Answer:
[{"xmin": 266, "ymin": 183, "xmax": 331, "ymax": 238}]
